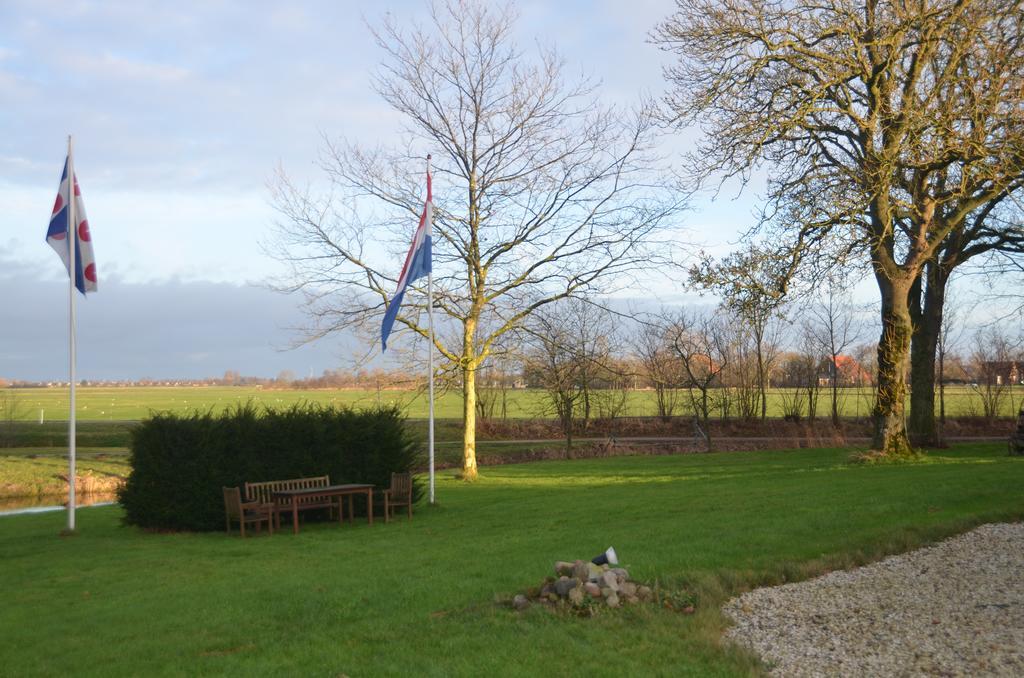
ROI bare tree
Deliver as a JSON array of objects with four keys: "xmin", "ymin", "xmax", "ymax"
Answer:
[
  {"xmin": 668, "ymin": 312, "xmax": 728, "ymax": 450},
  {"xmin": 781, "ymin": 326, "xmax": 824, "ymax": 422},
  {"xmin": 656, "ymin": 0, "xmax": 1024, "ymax": 457},
  {"xmin": 691, "ymin": 245, "xmax": 788, "ymax": 420},
  {"xmin": 585, "ymin": 322, "xmax": 630, "ymax": 424},
  {"xmin": 592, "ymin": 372, "xmax": 630, "ymax": 422},
  {"xmin": 799, "ymin": 325, "xmax": 823, "ymax": 422},
  {"xmin": 967, "ymin": 326, "xmax": 1019, "ymax": 423},
  {"xmin": 475, "ymin": 347, "xmax": 518, "ymax": 422},
  {"xmin": 936, "ymin": 283, "xmax": 966, "ymax": 441},
  {"xmin": 720, "ymin": 321, "xmax": 761, "ymax": 420},
  {"xmin": 523, "ymin": 329, "xmax": 583, "ymax": 459},
  {"xmin": 632, "ymin": 314, "xmax": 683, "ymax": 422},
  {"xmin": 849, "ymin": 341, "xmax": 879, "ymax": 419},
  {"xmin": 268, "ymin": 1, "xmax": 685, "ymax": 480},
  {"xmin": 777, "ymin": 384, "xmax": 806, "ymax": 422},
  {"xmin": 523, "ymin": 300, "xmax": 614, "ymax": 457},
  {"xmin": 776, "ymin": 350, "xmax": 808, "ymax": 422},
  {"xmin": 806, "ymin": 281, "xmax": 862, "ymax": 427},
  {"xmin": 573, "ymin": 305, "xmax": 617, "ymax": 430}
]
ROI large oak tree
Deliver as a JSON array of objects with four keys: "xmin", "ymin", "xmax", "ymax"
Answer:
[{"xmin": 656, "ymin": 0, "xmax": 1024, "ymax": 456}]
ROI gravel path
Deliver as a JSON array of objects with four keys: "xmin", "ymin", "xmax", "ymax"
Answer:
[{"xmin": 722, "ymin": 523, "xmax": 1024, "ymax": 677}]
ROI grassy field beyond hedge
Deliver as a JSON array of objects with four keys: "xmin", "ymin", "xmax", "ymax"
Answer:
[
  {"xmin": 4, "ymin": 384, "xmax": 1021, "ymax": 421},
  {"xmin": 2, "ymin": 443, "xmax": 1022, "ymax": 676}
]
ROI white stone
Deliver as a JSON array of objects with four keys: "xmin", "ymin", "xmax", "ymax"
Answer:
[{"xmin": 722, "ymin": 524, "xmax": 1024, "ymax": 677}]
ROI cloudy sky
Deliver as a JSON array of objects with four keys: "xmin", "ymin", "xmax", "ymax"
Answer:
[{"xmin": 0, "ymin": 0, "xmax": 756, "ymax": 382}]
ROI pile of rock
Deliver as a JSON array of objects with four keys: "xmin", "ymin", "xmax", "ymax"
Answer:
[{"xmin": 512, "ymin": 558, "xmax": 654, "ymax": 611}]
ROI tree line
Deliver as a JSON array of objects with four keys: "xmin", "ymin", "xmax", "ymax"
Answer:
[
  {"xmin": 484, "ymin": 293, "xmax": 1023, "ymax": 454},
  {"xmin": 267, "ymin": 0, "xmax": 1024, "ymax": 478}
]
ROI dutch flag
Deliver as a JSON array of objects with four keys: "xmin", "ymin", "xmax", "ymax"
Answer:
[
  {"xmin": 381, "ymin": 166, "xmax": 432, "ymax": 351},
  {"xmin": 46, "ymin": 154, "xmax": 97, "ymax": 295}
]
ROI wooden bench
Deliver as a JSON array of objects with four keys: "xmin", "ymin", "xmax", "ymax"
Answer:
[{"xmin": 245, "ymin": 476, "xmax": 333, "ymax": 528}]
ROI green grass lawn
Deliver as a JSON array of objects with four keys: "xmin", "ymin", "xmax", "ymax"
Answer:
[
  {"xmin": 1, "ymin": 443, "xmax": 1021, "ymax": 676},
  {"xmin": 4, "ymin": 384, "xmax": 1021, "ymax": 421}
]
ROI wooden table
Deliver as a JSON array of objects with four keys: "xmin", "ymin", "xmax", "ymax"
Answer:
[{"xmin": 272, "ymin": 484, "xmax": 374, "ymax": 534}]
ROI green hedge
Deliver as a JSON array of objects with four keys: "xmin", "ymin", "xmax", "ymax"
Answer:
[{"xmin": 119, "ymin": 403, "xmax": 422, "ymax": 531}]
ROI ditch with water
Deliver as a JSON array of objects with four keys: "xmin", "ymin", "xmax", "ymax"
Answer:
[{"xmin": 0, "ymin": 493, "xmax": 118, "ymax": 517}]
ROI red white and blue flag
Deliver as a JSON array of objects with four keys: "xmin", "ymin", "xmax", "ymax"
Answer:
[
  {"xmin": 46, "ymin": 155, "xmax": 97, "ymax": 295},
  {"xmin": 381, "ymin": 167, "xmax": 432, "ymax": 351}
]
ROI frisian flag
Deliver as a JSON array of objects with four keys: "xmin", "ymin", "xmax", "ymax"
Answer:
[
  {"xmin": 46, "ymin": 155, "xmax": 97, "ymax": 295},
  {"xmin": 381, "ymin": 167, "xmax": 432, "ymax": 351}
]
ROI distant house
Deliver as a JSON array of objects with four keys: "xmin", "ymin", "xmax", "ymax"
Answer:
[
  {"xmin": 819, "ymin": 355, "xmax": 871, "ymax": 387},
  {"xmin": 980, "ymin": 361, "xmax": 1023, "ymax": 386}
]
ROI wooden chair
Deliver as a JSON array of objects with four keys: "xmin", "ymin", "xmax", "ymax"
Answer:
[
  {"xmin": 382, "ymin": 472, "xmax": 413, "ymax": 522},
  {"xmin": 222, "ymin": 486, "xmax": 274, "ymax": 537}
]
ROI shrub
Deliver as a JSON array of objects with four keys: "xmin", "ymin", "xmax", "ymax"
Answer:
[{"xmin": 119, "ymin": 402, "xmax": 422, "ymax": 531}]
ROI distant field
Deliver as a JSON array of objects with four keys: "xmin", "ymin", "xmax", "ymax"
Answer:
[
  {"xmin": 2, "ymin": 384, "xmax": 1020, "ymax": 421},
  {"xmin": 3, "ymin": 386, "xmax": 494, "ymax": 422}
]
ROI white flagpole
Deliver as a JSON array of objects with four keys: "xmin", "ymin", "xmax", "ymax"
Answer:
[
  {"xmin": 66, "ymin": 135, "xmax": 77, "ymax": 532},
  {"xmin": 426, "ymin": 154, "xmax": 436, "ymax": 505}
]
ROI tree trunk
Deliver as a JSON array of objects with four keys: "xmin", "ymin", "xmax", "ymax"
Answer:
[
  {"xmin": 909, "ymin": 261, "xmax": 947, "ymax": 447},
  {"xmin": 938, "ymin": 346, "xmax": 946, "ymax": 440},
  {"xmin": 462, "ymin": 363, "xmax": 479, "ymax": 480},
  {"xmin": 831, "ymin": 352, "xmax": 840, "ymax": 427},
  {"xmin": 807, "ymin": 378, "xmax": 817, "ymax": 422},
  {"xmin": 758, "ymin": 347, "xmax": 767, "ymax": 421},
  {"xmin": 872, "ymin": 276, "xmax": 914, "ymax": 456},
  {"xmin": 582, "ymin": 382, "xmax": 591, "ymax": 429},
  {"xmin": 656, "ymin": 384, "xmax": 669, "ymax": 422},
  {"xmin": 564, "ymin": 410, "xmax": 574, "ymax": 459},
  {"xmin": 700, "ymin": 388, "xmax": 712, "ymax": 451},
  {"xmin": 461, "ymin": 311, "xmax": 480, "ymax": 481}
]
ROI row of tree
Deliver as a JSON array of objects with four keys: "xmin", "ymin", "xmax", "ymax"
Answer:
[
  {"xmin": 492, "ymin": 297, "xmax": 1023, "ymax": 453},
  {"xmin": 267, "ymin": 0, "xmax": 1024, "ymax": 478}
]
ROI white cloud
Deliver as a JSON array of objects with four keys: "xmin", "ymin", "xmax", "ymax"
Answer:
[
  {"xmin": 0, "ymin": 182, "xmax": 280, "ymax": 284},
  {"xmin": 63, "ymin": 51, "xmax": 190, "ymax": 82},
  {"xmin": 0, "ymin": 0, "xmax": 702, "ymax": 290}
]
